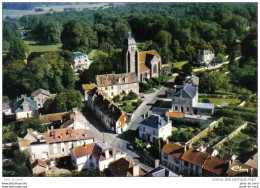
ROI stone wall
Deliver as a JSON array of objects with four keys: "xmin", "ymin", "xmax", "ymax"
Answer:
[
  {"xmin": 213, "ymin": 122, "xmax": 248, "ymax": 149},
  {"xmin": 185, "ymin": 117, "xmax": 223, "ymax": 146}
]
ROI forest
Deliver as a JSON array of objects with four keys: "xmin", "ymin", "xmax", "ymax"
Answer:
[{"xmin": 3, "ymin": 2, "xmax": 257, "ymax": 108}]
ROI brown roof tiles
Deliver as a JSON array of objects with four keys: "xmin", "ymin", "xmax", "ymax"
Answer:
[
  {"xmin": 45, "ymin": 128, "xmax": 93, "ymax": 144},
  {"xmin": 18, "ymin": 137, "xmax": 31, "ymax": 147},
  {"xmin": 95, "ymin": 72, "xmax": 138, "ymax": 87},
  {"xmin": 203, "ymin": 156, "xmax": 228, "ymax": 176},
  {"xmin": 162, "ymin": 142, "xmax": 184, "ymax": 159},
  {"xmin": 30, "ymin": 159, "xmax": 47, "ymax": 169},
  {"xmin": 165, "ymin": 111, "xmax": 185, "ymax": 118},
  {"xmin": 181, "ymin": 148, "xmax": 208, "ymax": 167},
  {"xmin": 139, "ymin": 63, "xmax": 150, "ymax": 73},
  {"xmin": 82, "ymin": 83, "xmax": 97, "ymax": 91},
  {"xmin": 72, "ymin": 143, "xmax": 95, "ymax": 159}
]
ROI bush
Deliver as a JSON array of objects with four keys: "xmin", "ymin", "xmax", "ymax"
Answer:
[{"xmin": 113, "ymin": 95, "xmax": 120, "ymax": 102}]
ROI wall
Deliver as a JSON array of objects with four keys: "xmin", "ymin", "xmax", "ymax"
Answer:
[
  {"xmin": 158, "ymin": 121, "xmax": 172, "ymax": 141},
  {"xmin": 213, "ymin": 122, "xmax": 249, "ymax": 149},
  {"xmin": 16, "ymin": 110, "xmax": 37, "ymax": 120},
  {"xmin": 185, "ymin": 117, "xmax": 223, "ymax": 146}
]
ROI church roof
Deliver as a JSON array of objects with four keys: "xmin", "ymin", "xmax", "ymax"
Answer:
[
  {"xmin": 139, "ymin": 50, "xmax": 161, "ymax": 62},
  {"xmin": 125, "ymin": 32, "xmax": 136, "ymax": 45}
]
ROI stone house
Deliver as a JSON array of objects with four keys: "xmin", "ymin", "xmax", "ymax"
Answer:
[
  {"xmin": 87, "ymin": 88, "xmax": 128, "ymax": 134},
  {"xmin": 30, "ymin": 159, "xmax": 48, "ymax": 175},
  {"xmin": 139, "ymin": 114, "xmax": 172, "ymax": 143},
  {"xmin": 73, "ymin": 52, "xmax": 92, "ymax": 71},
  {"xmin": 70, "ymin": 141, "xmax": 126, "ymax": 172},
  {"xmin": 31, "ymin": 89, "xmax": 52, "ymax": 108},
  {"xmin": 161, "ymin": 142, "xmax": 229, "ymax": 177},
  {"xmin": 3, "ymin": 102, "xmax": 12, "ymax": 116},
  {"xmin": 171, "ymin": 84, "xmax": 214, "ymax": 115},
  {"xmin": 13, "ymin": 96, "xmax": 38, "ymax": 120},
  {"xmin": 82, "ymin": 83, "xmax": 97, "ymax": 101},
  {"xmin": 108, "ymin": 157, "xmax": 146, "ymax": 177},
  {"xmin": 198, "ymin": 50, "xmax": 215, "ymax": 65},
  {"xmin": 184, "ymin": 75, "xmax": 199, "ymax": 88},
  {"xmin": 18, "ymin": 128, "xmax": 94, "ymax": 161},
  {"xmin": 60, "ymin": 109, "xmax": 90, "ymax": 130},
  {"xmin": 122, "ymin": 32, "xmax": 162, "ymax": 82},
  {"xmin": 95, "ymin": 72, "xmax": 139, "ymax": 98}
]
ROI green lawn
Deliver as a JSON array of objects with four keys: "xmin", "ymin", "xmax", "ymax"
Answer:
[
  {"xmin": 24, "ymin": 39, "xmax": 62, "ymax": 53},
  {"xmin": 172, "ymin": 61, "xmax": 188, "ymax": 69},
  {"xmin": 88, "ymin": 49, "xmax": 98, "ymax": 59},
  {"xmin": 198, "ymin": 98, "xmax": 241, "ymax": 105}
]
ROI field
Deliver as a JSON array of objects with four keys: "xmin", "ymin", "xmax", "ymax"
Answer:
[
  {"xmin": 198, "ymin": 98, "xmax": 241, "ymax": 105},
  {"xmin": 24, "ymin": 39, "xmax": 62, "ymax": 53},
  {"xmin": 3, "ymin": 3, "xmax": 118, "ymax": 18}
]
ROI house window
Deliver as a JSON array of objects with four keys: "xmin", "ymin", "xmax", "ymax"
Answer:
[
  {"xmin": 187, "ymin": 107, "xmax": 189, "ymax": 111},
  {"xmin": 111, "ymin": 92, "xmax": 114, "ymax": 96},
  {"xmin": 105, "ymin": 87, "xmax": 108, "ymax": 90},
  {"xmin": 176, "ymin": 167, "xmax": 179, "ymax": 172},
  {"xmin": 175, "ymin": 159, "xmax": 179, "ymax": 164},
  {"xmin": 184, "ymin": 161, "xmax": 189, "ymax": 167},
  {"xmin": 111, "ymin": 86, "xmax": 113, "ymax": 89},
  {"xmin": 164, "ymin": 154, "xmax": 168, "ymax": 159},
  {"xmin": 143, "ymin": 127, "xmax": 145, "ymax": 132},
  {"xmin": 175, "ymin": 106, "xmax": 178, "ymax": 111}
]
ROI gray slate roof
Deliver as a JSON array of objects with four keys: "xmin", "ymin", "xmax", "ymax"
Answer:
[
  {"xmin": 185, "ymin": 75, "xmax": 199, "ymax": 86},
  {"xmin": 31, "ymin": 89, "xmax": 51, "ymax": 98},
  {"xmin": 173, "ymin": 84, "xmax": 197, "ymax": 99},
  {"xmin": 13, "ymin": 98, "xmax": 37, "ymax": 113},
  {"xmin": 143, "ymin": 166, "xmax": 178, "ymax": 177},
  {"xmin": 140, "ymin": 114, "xmax": 168, "ymax": 129},
  {"xmin": 125, "ymin": 32, "xmax": 136, "ymax": 45},
  {"xmin": 74, "ymin": 52, "xmax": 87, "ymax": 58},
  {"xmin": 193, "ymin": 102, "xmax": 214, "ymax": 110}
]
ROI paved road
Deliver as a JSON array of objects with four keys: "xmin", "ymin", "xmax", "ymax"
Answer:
[{"xmin": 81, "ymin": 77, "xmax": 176, "ymax": 172}]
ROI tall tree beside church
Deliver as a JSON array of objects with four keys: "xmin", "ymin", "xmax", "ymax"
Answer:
[{"xmin": 61, "ymin": 20, "xmax": 98, "ymax": 53}]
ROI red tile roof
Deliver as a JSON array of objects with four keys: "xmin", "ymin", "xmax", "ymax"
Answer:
[
  {"xmin": 109, "ymin": 158, "xmax": 145, "ymax": 177},
  {"xmin": 203, "ymin": 156, "xmax": 228, "ymax": 176},
  {"xmin": 139, "ymin": 63, "xmax": 150, "ymax": 73},
  {"xmin": 96, "ymin": 73, "xmax": 138, "ymax": 87},
  {"xmin": 227, "ymin": 161, "xmax": 257, "ymax": 177},
  {"xmin": 181, "ymin": 148, "xmax": 208, "ymax": 167},
  {"xmin": 30, "ymin": 159, "xmax": 47, "ymax": 169},
  {"xmin": 165, "ymin": 111, "xmax": 185, "ymax": 118},
  {"xmin": 82, "ymin": 83, "xmax": 97, "ymax": 91},
  {"xmin": 162, "ymin": 142, "xmax": 184, "ymax": 159},
  {"xmin": 72, "ymin": 143, "xmax": 95, "ymax": 159},
  {"xmin": 45, "ymin": 128, "xmax": 93, "ymax": 144}
]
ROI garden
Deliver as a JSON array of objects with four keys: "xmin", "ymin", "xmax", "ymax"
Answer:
[
  {"xmin": 192, "ymin": 117, "xmax": 244, "ymax": 148},
  {"xmin": 216, "ymin": 123, "xmax": 257, "ymax": 161},
  {"xmin": 113, "ymin": 91, "xmax": 143, "ymax": 113},
  {"xmin": 168, "ymin": 118, "xmax": 203, "ymax": 145},
  {"xmin": 139, "ymin": 73, "xmax": 172, "ymax": 93}
]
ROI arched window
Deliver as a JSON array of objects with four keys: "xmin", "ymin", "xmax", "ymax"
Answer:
[{"xmin": 153, "ymin": 64, "xmax": 157, "ymax": 74}]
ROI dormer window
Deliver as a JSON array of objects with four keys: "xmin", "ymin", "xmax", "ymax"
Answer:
[
  {"xmin": 118, "ymin": 78, "xmax": 121, "ymax": 83},
  {"xmin": 124, "ymin": 77, "xmax": 127, "ymax": 82}
]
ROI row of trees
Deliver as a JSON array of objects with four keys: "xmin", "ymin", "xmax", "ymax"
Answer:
[{"xmin": 11, "ymin": 3, "xmax": 256, "ymax": 64}]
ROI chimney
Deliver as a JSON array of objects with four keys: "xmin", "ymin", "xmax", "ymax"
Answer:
[
  {"xmin": 160, "ymin": 117, "xmax": 164, "ymax": 127},
  {"xmin": 199, "ymin": 143, "xmax": 204, "ymax": 152},
  {"xmin": 167, "ymin": 115, "xmax": 170, "ymax": 123},
  {"xmin": 51, "ymin": 126, "xmax": 54, "ymax": 130},
  {"xmin": 22, "ymin": 102, "xmax": 29, "ymax": 112},
  {"xmin": 133, "ymin": 164, "xmax": 139, "ymax": 177},
  {"xmin": 105, "ymin": 149, "xmax": 109, "ymax": 159},
  {"xmin": 184, "ymin": 145, "xmax": 187, "ymax": 151},
  {"xmin": 155, "ymin": 159, "xmax": 160, "ymax": 168}
]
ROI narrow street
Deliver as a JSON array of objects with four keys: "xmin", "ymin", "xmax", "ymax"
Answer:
[{"xmin": 81, "ymin": 77, "xmax": 176, "ymax": 172}]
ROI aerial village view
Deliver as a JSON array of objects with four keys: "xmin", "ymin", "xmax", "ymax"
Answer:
[{"xmin": 2, "ymin": 2, "xmax": 258, "ymax": 179}]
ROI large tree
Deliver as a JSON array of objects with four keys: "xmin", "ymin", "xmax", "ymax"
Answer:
[{"xmin": 61, "ymin": 20, "xmax": 98, "ymax": 53}]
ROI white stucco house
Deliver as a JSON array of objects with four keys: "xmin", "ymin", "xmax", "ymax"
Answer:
[
  {"xmin": 198, "ymin": 50, "xmax": 215, "ymax": 65},
  {"xmin": 70, "ymin": 141, "xmax": 127, "ymax": 172},
  {"xmin": 31, "ymin": 89, "xmax": 52, "ymax": 108},
  {"xmin": 73, "ymin": 52, "xmax": 93, "ymax": 71},
  {"xmin": 139, "ymin": 114, "xmax": 172, "ymax": 143},
  {"xmin": 13, "ymin": 96, "xmax": 38, "ymax": 120}
]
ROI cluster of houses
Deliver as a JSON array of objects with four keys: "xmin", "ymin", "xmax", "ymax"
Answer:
[
  {"xmin": 3, "ymin": 89, "xmax": 55, "ymax": 120},
  {"xmin": 161, "ymin": 142, "xmax": 257, "ymax": 177}
]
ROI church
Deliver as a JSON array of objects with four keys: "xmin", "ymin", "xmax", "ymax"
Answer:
[{"xmin": 122, "ymin": 32, "xmax": 162, "ymax": 82}]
